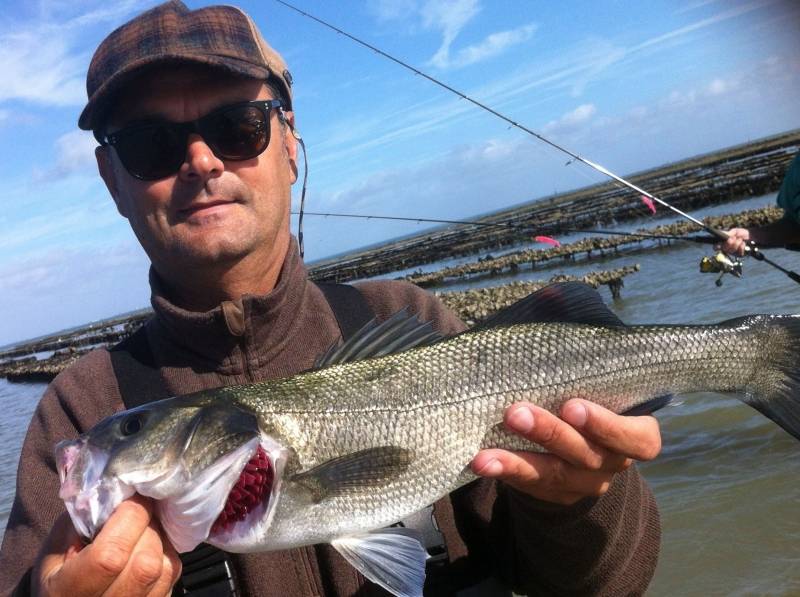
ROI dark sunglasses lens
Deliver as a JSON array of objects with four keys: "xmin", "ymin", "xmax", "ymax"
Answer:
[
  {"xmin": 204, "ymin": 105, "xmax": 270, "ymax": 160},
  {"xmin": 115, "ymin": 125, "xmax": 186, "ymax": 180}
]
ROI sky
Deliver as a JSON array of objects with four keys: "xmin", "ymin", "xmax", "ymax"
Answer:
[{"xmin": 1, "ymin": 0, "xmax": 799, "ymax": 347}]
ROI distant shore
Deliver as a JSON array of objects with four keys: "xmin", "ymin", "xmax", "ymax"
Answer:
[
  {"xmin": 3, "ymin": 130, "xmax": 798, "ymax": 383},
  {"xmin": 309, "ymin": 129, "xmax": 799, "ymax": 283}
]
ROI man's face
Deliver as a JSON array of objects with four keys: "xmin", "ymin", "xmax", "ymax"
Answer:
[{"xmin": 97, "ymin": 66, "xmax": 297, "ymax": 278}]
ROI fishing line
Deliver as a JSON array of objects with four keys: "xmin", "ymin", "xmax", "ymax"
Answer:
[
  {"xmin": 292, "ymin": 210, "xmax": 769, "ymax": 246},
  {"xmin": 273, "ymin": 1, "xmax": 710, "ymax": 231},
  {"xmin": 275, "ymin": 0, "xmax": 800, "ymax": 284}
]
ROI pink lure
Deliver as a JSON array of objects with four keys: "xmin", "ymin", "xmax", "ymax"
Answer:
[{"xmin": 534, "ymin": 235, "xmax": 561, "ymax": 248}]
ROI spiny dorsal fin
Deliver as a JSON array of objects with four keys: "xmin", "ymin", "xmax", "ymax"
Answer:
[
  {"xmin": 316, "ymin": 309, "xmax": 443, "ymax": 368},
  {"xmin": 475, "ymin": 282, "xmax": 624, "ymax": 330}
]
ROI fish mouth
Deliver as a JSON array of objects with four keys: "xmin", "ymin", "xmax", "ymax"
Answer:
[
  {"xmin": 56, "ymin": 432, "xmax": 286, "ymax": 553},
  {"xmin": 56, "ymin": 438, "xmax": 136, "ymax": 540}
]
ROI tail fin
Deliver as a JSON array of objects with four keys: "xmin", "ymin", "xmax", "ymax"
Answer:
[{"xmin": 730, "ymin": 314, "xmax": 800, "ymax": 441}]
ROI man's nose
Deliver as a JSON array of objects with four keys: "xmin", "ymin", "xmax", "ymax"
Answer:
[{"xmin": 179, "ymin": 133, "xmax": 224, "ymax": 182}]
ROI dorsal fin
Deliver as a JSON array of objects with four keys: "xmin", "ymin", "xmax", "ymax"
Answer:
[
  {"xmin": 316, "ymin": 309, "xmax": 443, "ymax": 368},
  {"xmin": 474, "ymin": 282, "xmax": 624, "ymax": 330}
]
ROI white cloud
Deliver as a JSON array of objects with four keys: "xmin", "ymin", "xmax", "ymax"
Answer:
[
  {"xmin": 305, "ymin": 50, "xmax": 800, "ymax": 259},
  {"xmin": 441, "ymin": 23, "xmax": 537, "ymax": 69},
  {"xmin": 0, "ymin": 32, "xmax": 87, "ymax": 106},
  {"xmin": 631, "ymin": 1, "xmax": 779, "ymax": 55},
  {"xmin": 542, "ymin": 104, "xmax": 597, "ymax": 135},
  {"xmin": 366, "ymin": 0, "xmax": 420, "ymax": 22},
  {"xmin": 424, "ymin": 0, "xmax": 482, "ymax": 69},
  {"xmin": 35, "ymin": 129, "xmax": 99, "ymax": 181},
  {"xmin": 0, "ymin": 1, "xmax": 153, "ymax": 108},
  {"xmin": 707, "ymin": 78, "xmax": 730, "ymax": 95}
]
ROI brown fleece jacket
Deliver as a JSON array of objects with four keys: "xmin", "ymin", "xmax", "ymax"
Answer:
[{"xmin": 0, "ymin": 242, "xmax": 660, "ymax": 596}]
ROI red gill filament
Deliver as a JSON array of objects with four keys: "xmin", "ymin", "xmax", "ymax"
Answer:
[{"xmin": 211, "ymin": 445, "xmax": 272, "ymax": 534}]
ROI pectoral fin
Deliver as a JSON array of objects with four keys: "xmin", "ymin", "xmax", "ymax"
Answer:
[
  {"xmin": 332, "ymin": 528, "xmax": 428, "ymax": 597},
  {"xmin": 292, "ymin": 446, "xmax": 413, "ymax": 502}
]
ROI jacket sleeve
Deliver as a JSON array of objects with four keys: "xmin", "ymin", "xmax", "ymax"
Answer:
[
  {"xmin": 0, "ymin": 350, "xmax": 122, "ymax": 597},
  {"xmin": 357, "ymin": 280, "xmax": 661, "ymax": 595}
]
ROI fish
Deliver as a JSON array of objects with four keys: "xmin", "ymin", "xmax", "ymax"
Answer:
[{"xmin": 55, "ymin": 282, "xmax": 800, "ymax": 597}]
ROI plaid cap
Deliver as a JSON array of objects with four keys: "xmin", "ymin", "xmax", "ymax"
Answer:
[{"xmin": 79, "ymin": 0, "xmax": 293, "ymax": 132}]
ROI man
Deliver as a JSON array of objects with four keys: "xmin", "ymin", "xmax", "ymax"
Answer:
[
  {"xmin": 721, "ymin": 152, "xmax": 800, "ymax": 255},
  {"xmin": 0, "ymin": 2, "xmax": 662, "ymax": 595}
]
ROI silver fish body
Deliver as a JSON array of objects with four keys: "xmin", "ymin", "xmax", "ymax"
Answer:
[
  {"xmin": 216, "ymin": 315, "xmax": 800, "ymax": 550},
  {"xmin": 56, "ymin": 285, "xmax": 800, "ymax": 596}
]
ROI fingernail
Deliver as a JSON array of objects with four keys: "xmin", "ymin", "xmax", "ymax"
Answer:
[
  {"xmin": 564, "ymin": 402, "xmax": 587, "ymax": 427},
  {"xmin": 508, "ymin": 406, "xmax": 534, "ymax": 433},
  {"xmin": 476, "ymin": 458, "xmax": 503, "ymax": 476}
]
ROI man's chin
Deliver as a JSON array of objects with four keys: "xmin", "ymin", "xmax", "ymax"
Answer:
[{"xmin": 169, "ymin": 234, "xmax": 258, "ymax": 266}]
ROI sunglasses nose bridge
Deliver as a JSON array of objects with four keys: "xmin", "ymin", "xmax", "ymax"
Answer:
[{"xmin": 182, "ymin": 126, "xmax": 225, "ymax": 178}]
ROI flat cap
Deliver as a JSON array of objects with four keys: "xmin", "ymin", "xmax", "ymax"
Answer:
[{"xmin": 79, "ymin": 0, "xmax": 293, "ymax": 131}]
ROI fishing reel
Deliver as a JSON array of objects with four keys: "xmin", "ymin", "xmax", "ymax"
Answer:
[{"xmin": 699, "ymin": 252, "xmax": 743, "ymax": 287}]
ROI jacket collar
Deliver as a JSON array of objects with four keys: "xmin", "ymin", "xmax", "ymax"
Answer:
[{"xmin": 147, "ymin": 238, "xmax": 310, "ymax": 371}]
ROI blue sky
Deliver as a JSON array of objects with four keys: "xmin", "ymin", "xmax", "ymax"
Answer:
[{"xmin": 1, "ymin": 0, "xmax": 799, "ymax": 346}]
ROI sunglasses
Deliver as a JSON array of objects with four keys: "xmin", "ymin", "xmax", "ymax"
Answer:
[{"xmin": 100, "ymin": 99, "xmax": 284, "ymax": 181}]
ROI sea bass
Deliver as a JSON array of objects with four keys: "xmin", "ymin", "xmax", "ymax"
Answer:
[{"xmin": 56, "ymin": 283, "xmax": 800, "ymax": 596}]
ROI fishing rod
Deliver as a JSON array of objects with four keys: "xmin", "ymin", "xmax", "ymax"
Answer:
[{"xmin": 275, "ymin": 0, "xmax": 800, "ymax": 285}]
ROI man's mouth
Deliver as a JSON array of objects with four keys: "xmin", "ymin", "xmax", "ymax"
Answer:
[{"xmin": 179, "ymin": 200, "xmax": 238, "ymax": 219}]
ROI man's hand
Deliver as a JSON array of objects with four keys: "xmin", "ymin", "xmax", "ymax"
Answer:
[
  {"xmin": 718, "ymin": 227, "xmax": 753, "ymax": 256},
  {"xmin": 32, "ymin": 495, "xmax": 181, "ymax": 596},
  {"xmin": 471, "ymin": 400, "xmax": 661, "ymax": 505}
]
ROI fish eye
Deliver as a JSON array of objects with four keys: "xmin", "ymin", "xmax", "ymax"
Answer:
[{"xmin": 120, "ymin": 414, "xmax": 144, "ymax": 436}]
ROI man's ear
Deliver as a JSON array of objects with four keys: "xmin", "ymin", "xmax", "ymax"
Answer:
[{"xmin": 96, "ymin": 146, "xmax": 128, "ymax": 218}]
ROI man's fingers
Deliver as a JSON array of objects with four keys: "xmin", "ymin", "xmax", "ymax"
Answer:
[
  {"xmin": 104, "ymin": 520, "xmax": 170, "ymax": 597},
  {"xmin": 504, "ymin": 403, "xmax": 629, "ymax": 472},
  {"xmin": 471, "ymin": 450, "xmax": 614, "ymax": 505},
  {"xmin": 87, "ymin": 496, "xmax": 154, "ymax": 580},
  {"xmin": 147, "ymin": 539, "xmax": 183, "ymax": 597},
  {"xmin": 47, "ymin": 496, "xmax": 154, "ymax": 596},
  {"xmin": 561, "ymin": 399, "xmax": 661, "ymax": 462}
]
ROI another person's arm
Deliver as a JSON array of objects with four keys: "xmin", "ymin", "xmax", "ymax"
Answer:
[
  {"xmin": 721, "ymin": 217, "xmax": 800, "ymax": 256},
  {"xmin": 723, "ymin": 154, "xmax": 800, "ymax": 256}
]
